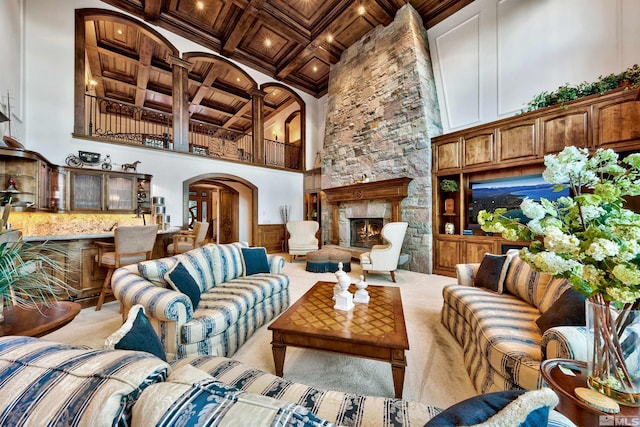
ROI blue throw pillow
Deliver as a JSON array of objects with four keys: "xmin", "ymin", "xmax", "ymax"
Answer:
[
  {"xmin": 165, "ymin": 261, "xmax": 201, "ymax": 309},
  {"xmin": 424, "ymin": 389, "xmax": 558, "ymax": 426},
  {"xmin": 104, "ymin": 305, "xmax": 167, "ymax": 362},
  {"xmin": 241, "ymin": 247, "xmax": 270, "ymax": 275}
]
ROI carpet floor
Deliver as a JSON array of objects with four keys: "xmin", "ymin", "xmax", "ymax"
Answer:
[{"xmin": 42, "ymin": 258, "xmax": 477, "ymax": 409}]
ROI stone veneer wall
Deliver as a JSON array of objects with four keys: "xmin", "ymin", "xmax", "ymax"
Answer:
[{"xmin": 321, "ymin": 4, "xmax": 441, "ymax": 274}]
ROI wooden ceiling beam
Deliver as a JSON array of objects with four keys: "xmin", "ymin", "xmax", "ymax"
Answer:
[
  {"xmin": 143, "ymin": 0, "xmax": 164, "ymax": 22},
  {"xmin": 135, "ymin": 35, "xmax": 155, "ymax": 106},
  {"xmin": 189, "ymin": 64, "xmax": 221, "ymax": 114},
  {"xmin": 222, "ymin": 0, "xmax": 264, "ymax": 57}
]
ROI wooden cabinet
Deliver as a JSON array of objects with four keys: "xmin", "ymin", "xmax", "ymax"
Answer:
[
  {"xmin": 303, "ymin": 167, "xmax": 322, "ymax": 241},
  {"xmin": 0, "ymin": 148, "xmax": 54, "ymax": 211},
  {"xmin": 431, "ymin": 87, "xmax": 640, "ymax": 276},
  {"xmin": 66, "ymin": 167, "xmax": 151, "ymax": 212}
]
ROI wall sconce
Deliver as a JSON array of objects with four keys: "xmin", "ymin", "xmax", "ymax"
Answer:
[
  {"xmin": 272, "ymin": 131, "xmax": 278, "ymax": 141},
  {"xmin": 86, "ymin": 79, "xmax": 97, "ymax": 92}
]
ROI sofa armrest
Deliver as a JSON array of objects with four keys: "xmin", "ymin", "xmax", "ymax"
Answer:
[
  {"xmin": 111, "ymin": 266, "xmax": 194, "ymax": 322},
  {"xmin": 455, "ymin": 263, "xmax": 480, "ymax": 286},
  {"xmin": 541, "ymin": 326, "xmax": 588, "ymax": 361},
  {"xmin": 268, "ymin": 254, "xmax": 285, "ymax": 274}
]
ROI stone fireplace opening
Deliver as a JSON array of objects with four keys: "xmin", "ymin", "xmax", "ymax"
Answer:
[{"xmin": 350, "ymin": 218, "xmax": 383, "ymax": 248}]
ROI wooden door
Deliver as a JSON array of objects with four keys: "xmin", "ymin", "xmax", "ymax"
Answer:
[{"xmin": 218, "ymin": 188, "xmax": 238, "ymax": 244}]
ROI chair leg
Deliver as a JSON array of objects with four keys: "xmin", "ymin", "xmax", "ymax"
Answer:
[
  {"xmin": 96, "ymin": 268, "xmax": 114, "ymax": 311},
  {"xmin": 390, "ymin": 270, "xmax": 396, "ymax": 283}
]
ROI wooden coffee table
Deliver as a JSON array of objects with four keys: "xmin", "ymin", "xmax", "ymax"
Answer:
[
  {"xmin": 268, "ymin": 281, "xmax": 409, "ymax": 398},
  {"xmin": 0, "ymin": 301, "xmax": 82, "ymax": 338}
]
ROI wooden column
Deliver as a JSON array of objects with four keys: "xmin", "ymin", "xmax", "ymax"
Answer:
[
  {"xmin": 251, "ymin": 89, "xmax": 266, "ymax": 165},
  {"xmin": 167, "ymin": 55, "xmax": 193, "ymax": 153}
]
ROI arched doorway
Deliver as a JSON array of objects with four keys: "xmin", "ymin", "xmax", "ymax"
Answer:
[{"xmin": 182, "ymin": 174, "xmax": 258, "ymax": 245}]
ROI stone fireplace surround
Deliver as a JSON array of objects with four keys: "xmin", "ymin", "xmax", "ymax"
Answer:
[{"xmin": 322, "ymin": 177, "xmax": 411, "ymax": 248}]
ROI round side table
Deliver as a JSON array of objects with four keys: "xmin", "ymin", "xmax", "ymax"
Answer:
[
  {"xmin": 541, "ymin": 358, "xmax": 640, "ymax": 427},
  {"xmin": 0, "ymin": 301, "xmax": 81, "ymax": 338}
]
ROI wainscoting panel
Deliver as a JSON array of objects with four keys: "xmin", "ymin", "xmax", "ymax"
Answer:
[{"xmin": 257, "ymin": 224, "xmax": 286, "ymax": 253}]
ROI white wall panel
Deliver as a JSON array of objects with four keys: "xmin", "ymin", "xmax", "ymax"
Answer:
[
  {"xmin": 434, "ymin": 15, "xmax": 480, "ymax": 129},
  {"xmin": 497, "ymin": 0, "xmax": 619, "ymax": 115},
  {"xmin": 428, "ymin": 0, "xmax": 640, "ymax": 133},
  {"xmin": 622, "ymin": 0, "xmax": 640, "ymax": 69}
]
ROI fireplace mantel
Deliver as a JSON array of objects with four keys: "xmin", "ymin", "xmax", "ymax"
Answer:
[{"xmin": 323, "ymin": 177, "xmax": 412, "ymax": 245}]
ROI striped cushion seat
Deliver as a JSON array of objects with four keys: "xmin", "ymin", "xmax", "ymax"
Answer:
[
  {"xmin": 181, "ymin": 274, "xmax": 289, "ymax": 344},
  {"xmin": 0, "ymin": 336, "xmax": 170, "ymax": 427},
  {"xmin": 214, "ymin": 242, "xmax": 249, "ymax": 283},
  {"xmin": 133, "ymin": 364, "xmax": 333, "ymax": 426},
  {"xmin": 170, "ymin": 356, "xmax": 441, "ymax": 427},
  {"xmin": 443, "ymin": 285, "xmax": 544, "ymax": 391}
]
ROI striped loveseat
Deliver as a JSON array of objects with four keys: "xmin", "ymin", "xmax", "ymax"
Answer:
[
  {"xmin": 111, "ymin": 242, "xmax": 289, "ymax": 361},
  {"xmin": 441, "ymin": 249, "xmax": 588, "ymax": 393}
]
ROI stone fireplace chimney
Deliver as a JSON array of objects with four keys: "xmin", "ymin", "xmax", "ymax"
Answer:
[{"xmin": 321, "ymin": 4, "xmax": 441, "ymax": 273}]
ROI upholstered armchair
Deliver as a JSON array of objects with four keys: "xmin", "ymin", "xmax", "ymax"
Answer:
[
  {"xmin": 167, "ymin": 221, "xmax": 210, "ymax": 255},
  {"xmin": 359, "ymin": 221, "xmax": 408, "ymax": 282},
  {"xmin": 286, "ymin": 220, "xmax": 319, "ymax": 261}
]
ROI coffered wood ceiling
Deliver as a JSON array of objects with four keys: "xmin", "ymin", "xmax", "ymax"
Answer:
[{"xmin": 100, "ymin": 0, "xmax": 473, "ymax": 98}]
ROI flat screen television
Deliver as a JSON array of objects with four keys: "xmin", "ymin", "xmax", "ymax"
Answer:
[{"xmin": 469, "ymin": 175, "xmax": 570, "ymax": 224}]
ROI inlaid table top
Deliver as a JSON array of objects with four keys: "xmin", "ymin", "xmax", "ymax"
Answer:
[{"xmin": 268, "ymin": 281, "xmax": 409, "ymax": 397}]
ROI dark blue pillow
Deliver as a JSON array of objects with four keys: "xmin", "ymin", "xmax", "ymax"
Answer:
[
  {"xmin": 242, "ymin": 247, "xmax": 270, "ymax": 275},
  {"xmin": 424, "ymin": 389, "xmax": 558, "ymax": 426},
  {"xmin": 165, "ymin": 261, "xmax": 201, "ymax": 309},
  {"xmin": 536, "ymin": 288, "xmax": 586, "ymax": 332},
  {"xmin": 107, "ymin": 305, "xmax": 167, "ymax": 361}
]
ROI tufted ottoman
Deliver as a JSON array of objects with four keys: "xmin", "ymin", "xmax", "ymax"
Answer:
[{"xmin": 305, "ymin": 247, "xmax": 352, "ymax": 273}]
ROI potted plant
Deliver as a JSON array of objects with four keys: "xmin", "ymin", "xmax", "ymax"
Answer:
[
  {"xmin": 440, "ymin": 179, "xmax": 458, "ymax": 215},
  {"xmin": 478, "ymin": 146, "xmax": 640, "ymax": 406},
  {"xmin": 0, "ymin": 226, "xmax": 72, "ymax": 322}
]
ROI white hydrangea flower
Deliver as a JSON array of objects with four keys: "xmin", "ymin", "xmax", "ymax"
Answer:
[
  {"xmin": 606, "ymin": 287, "xmax": 640, "ymax": 304},
  {"xmin": 580, "ymin": 205, "xmax": 606, "ymax": 223},
  {"xmin": 543, "ymin": 226, "xmax": 579, "ymax": 255},
  {"xmin": 527, "ymin": 219, "xmax": 544, "ymax": 235},
  {"xmin": 531, "ymin": 251, "xmax": 580, "ymax": 276},
  {"xmin": 586, "ymin": 238, "xmax": 619, "ymax": 261},
  {"xmin": 612, "ymin": 265, "xmax": 640, "ymax": 286},
  {"xmin": 520, "ymin": 198, "xmax": 546, "ymax": 220},
  {"xmin": 582, "ymin": 264, "xmax": 604, "ymax": 287}
]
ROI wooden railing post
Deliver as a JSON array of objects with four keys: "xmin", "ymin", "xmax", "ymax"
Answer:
[
  {"xmin": 168, "ymin": 55, "xmax": 193, "ymax": 152},
  {"xmin": 251, "ymin": 89, "xmax": 266, "ymax": 165}
]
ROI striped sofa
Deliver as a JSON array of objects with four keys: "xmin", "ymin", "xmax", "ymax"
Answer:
[
  {"xmin": 111, "ymin": 242, "xmax": 289, "ymax": 361},
  {"xmin": 441, "ymin": 250, "xmax": 588, "ymax": 394},
  {"xmin": 0, "ymin": 336, "xmax": 576, "ymax": 427}
]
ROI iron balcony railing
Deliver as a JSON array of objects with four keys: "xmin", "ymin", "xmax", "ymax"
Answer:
[{"xmin": 84, "ymin": 94, "xmax": 301, "ymax": 171}]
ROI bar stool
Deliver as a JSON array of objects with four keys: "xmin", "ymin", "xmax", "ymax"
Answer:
[{"xmin": 95, "ymin": 225, "xmax": 157, "ymax": 311}]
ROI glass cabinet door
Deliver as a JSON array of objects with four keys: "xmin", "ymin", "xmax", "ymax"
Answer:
[
  {"xmin": 106, "ymin": 175, "xmax": 135, "ymax": 211},
  {"xmin": 70, "ymin": 172, "xmax": 102, "ymax": 210}
]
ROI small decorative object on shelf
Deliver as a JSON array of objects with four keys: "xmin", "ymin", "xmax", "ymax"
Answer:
[
  {"xmin": 6, "ymin": 178, "xmax": 17, "ymax": 192},
  {"xmin": 354, "ymin": 275, "xmax": 369, "ymax": 304},
  {"xmin": 333, "ymin": 262, "xmax": 354, "ymax": 311},
  {"xmin": 444, "ymin": 222, "xmax": 455, "ymax": 235},
  {"xmin": 121, "ymin": 160, "xmax": 141, "ymax": 172},
  {"xmin": 440, "ymin": 179, "xmax": 458, "ymax": 215}
]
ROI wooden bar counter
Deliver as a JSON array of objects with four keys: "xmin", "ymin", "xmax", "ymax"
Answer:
[{"xmin": 23, "ymin": 227, "xmax": 178, "ymax": 308}]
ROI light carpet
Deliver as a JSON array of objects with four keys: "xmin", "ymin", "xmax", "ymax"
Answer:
[{"xmin": 42, "ymin": 259, "xmax": 477, "ymax": 410}]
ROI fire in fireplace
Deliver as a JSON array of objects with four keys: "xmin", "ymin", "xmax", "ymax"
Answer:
[{"xmin": 350, "ymin": 218, "xmax": 384, "ymax": 248}]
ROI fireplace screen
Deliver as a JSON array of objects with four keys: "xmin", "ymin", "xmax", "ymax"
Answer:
[{"xmin": 350, "ymin": 218, "xmax": 384, "ymax": 248}]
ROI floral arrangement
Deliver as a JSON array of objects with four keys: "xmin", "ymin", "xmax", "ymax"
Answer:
[
  {"xmin": 478, "ymin": 146, "xmax": 640, "ymax": 404},
  {"xmin": 440, "ymin": 179, "xmax": 459, "ymax": 193}
]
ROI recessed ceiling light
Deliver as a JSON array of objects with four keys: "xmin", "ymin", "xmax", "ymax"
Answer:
[
  {"xmin": 358, "ymin": 5, "xmax": 366, "ymax": 15},
  {"xmin": 326, "ymin": 34, "xmax": 334, "ymax": 43},
  {"xmin": 264, "ymin": 38, "xmax": 272, "ymax": 48},
  {"xmin": 116, "ymin": 28, "xmax": 123, "ymax": 35},
  {"xmin": 312, "ymin": 65, "xmax": 318, "ymax": 72},
  {"xmin": 236, "ymin": 77, "xmax": 241, "ymax": 82},
  {"xmin": 196, "ymin": 1, "xmax": 204, "ymax": 10}
]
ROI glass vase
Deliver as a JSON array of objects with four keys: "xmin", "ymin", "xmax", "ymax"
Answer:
[{"xmin": 586, "ymin": 299, "xmax": 640, "ymax": 406}]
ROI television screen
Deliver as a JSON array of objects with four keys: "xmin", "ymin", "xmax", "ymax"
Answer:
[{"xmin": 470, "ymin": 175, "xmax": 569, "ymax": 223}]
